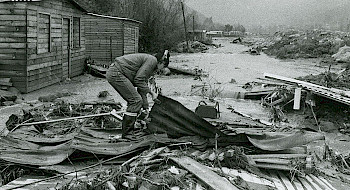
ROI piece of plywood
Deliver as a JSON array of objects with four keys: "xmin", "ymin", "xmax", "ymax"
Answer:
[{"xmin": 169, "ymin": 156, "xmax": 239, "ymax": 190}]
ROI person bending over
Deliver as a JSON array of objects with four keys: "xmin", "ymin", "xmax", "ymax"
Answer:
[{"xmin": 106, "ymin": 52, "xmax": 168, "ymax": 138}]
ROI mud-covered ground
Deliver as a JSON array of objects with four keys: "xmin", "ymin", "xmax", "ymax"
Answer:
[
  {"xmin": 1, "ymin": 37, "xmax": 345, "ymax": 133},
  {"xmin": 2, "ymin": 37, "xmax": 350, "ymax": 189}
]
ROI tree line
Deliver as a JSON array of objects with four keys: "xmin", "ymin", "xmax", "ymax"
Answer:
[{"xmin": 80, "ymin": 0, "xmax": 245, "ymax": 52}]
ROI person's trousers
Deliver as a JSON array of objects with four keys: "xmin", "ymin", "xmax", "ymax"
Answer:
[{"xmin": 106, "ymin": 65, "xmax": 142, "ymax": 115}]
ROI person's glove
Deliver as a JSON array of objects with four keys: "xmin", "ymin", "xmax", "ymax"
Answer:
[
  {"xmin": 153, "ymin": 98, "xmax": 161, "ymax": 104},
  {"xmin": 138, "ymin": 109, "xmax": 149, "ymax": 120},
  {"xmin": 150, "ymin": 91, "xmax": 161, "ymax": 104}
]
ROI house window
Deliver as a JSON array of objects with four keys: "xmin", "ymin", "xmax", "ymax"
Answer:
[
  {"xmin": 37, "ymin": 13, "xmax": 51, "ymax": 53},
  {"xmin": 73, "ymin": 17, "xmax": 80, "ymax": 48}
]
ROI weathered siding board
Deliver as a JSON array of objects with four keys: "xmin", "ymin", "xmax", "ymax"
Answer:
[
  {"xmin": 0, "ymin": 2, "xmax": 27, "ymax": 92},
  {"xmin": 84, "ymin": 15, "xmax": 123, "ymax": 65},
  {"xmin": 1, "ymin": 1, "xmax": 140, "ymax": 93},
  {"xmin": 84, "ymin": 14, "xmax": 140, "ymax": 65},
  {"xmin": 124, "ymin": 21, "xmax": 139, "ymax": 54},
  {"xmin": 23, "ymin": 0, "xmax": 85, "ymax": 93}
]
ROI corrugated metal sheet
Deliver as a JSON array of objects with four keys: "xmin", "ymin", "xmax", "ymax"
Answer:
[{"xmin": 148, "ymin": 95, "xmax": 225, "ymax": 138}]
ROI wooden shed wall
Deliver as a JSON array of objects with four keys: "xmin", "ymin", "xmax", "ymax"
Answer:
[
  {"xmin": 123, "ymin": 21, "xmax": 139, "ymax": 55},
  {"xmin": 0, "ymin": 2, "xmax": 28, "ymax": 92},
  {"xmin": 84, "ymin": 15, "xmax": 124, "ymax": 65},
  {"xmin": 84, "ymin": 15, "xmax": 140, "ymax": 65},
  {"xmin": 25, "ymin": 0, "xmax": 85, "ymax": 93}
]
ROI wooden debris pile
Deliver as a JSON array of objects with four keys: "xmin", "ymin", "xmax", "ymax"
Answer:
[
  {"xmin": 0, "ymin": 78, "xmax": 12, "ymax": 91},
  {"xmin": 0, "ymin": 96, "xmax": 339, "ymax": 190},
  {"xmin": 258, "ymin": 73, "xmax": 350, "ymax": 133},
  {"xmin": 0, "ymin": 78, "xmax": 20, "ymax": 107}
]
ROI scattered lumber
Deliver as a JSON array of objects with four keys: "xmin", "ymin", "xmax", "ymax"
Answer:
[
  {"xmin": 264, "ymin": 73, "xmax": 350, "ymax": 105},
  {"xmin": 0, "ymin": 89, "xmax": 17, "ymax": 105},
  {"xmin": 247, "ymin": 154, "xmax": 312, "ymax": 172},
  {"xmin": 243, "ymin": 89, "xmax": 274, "ymax": 100},
  {"xmin": 169, "ymin": 156, "xmax": 240, "ymax": 190},
  {"xmin": 14, "ymin": 109, "xmax": 123, "ymax": 127},
  {"xmin": 0, "ymin": 78, "xmax": 12, "ymax": 91},
  {"xmin": 86, "ymin": 64, "xmax": 108, "ymax": 78}
]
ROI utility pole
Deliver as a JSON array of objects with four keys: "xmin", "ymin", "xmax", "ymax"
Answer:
[
  {"xmin": 192, "ymin": 15, "xmax": 195, "ymax": 41},
  {"xmin": 181, "ymin": 0, "xmax": 189, "ymax": 52}
]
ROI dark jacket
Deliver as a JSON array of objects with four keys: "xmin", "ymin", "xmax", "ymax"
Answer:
[
  {"xmin": 112, "ymin": 54, "xmax": 157, "ymax": 109},
  {"xmin": 113, "ymin": 53, "xmax": 157, "ymax": 94}
]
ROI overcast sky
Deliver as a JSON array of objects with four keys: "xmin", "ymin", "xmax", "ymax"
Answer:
[{"xmin": 185, "ymin": 0, "xmax": 349, "ymax": 27}]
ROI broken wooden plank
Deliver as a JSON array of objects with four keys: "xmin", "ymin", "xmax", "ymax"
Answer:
[
  {"xmin": 0, "ymin": 81, "xmax": 12, "ymax": 86},
  {"xmin": 0, "ymin": 78, "xmax": 11, "ymax": 83},
  {"xmin": 169, "ymin": 156, "xmax": 239, "ymax": 190},
  {"xmin": 248, "ymin": 154, "xmax": 308, "ymax": 159},
  {"xmin": 252, "ymin": 163, "xmax": 294, "ymax": 171},
  {"xmin": 16, "ymin": 109, "xmax": 123, "ymax": 127},
  {"xmin": 130, "ymin": 147, "xmax": 168, "ymax": 167},
  {"xmin": 215, "ymin": 167, "xmax": 275, "ymax": 188},
  {"xmin": 253, "ymin": 158, "xmax": 291, "ymax": 165}
]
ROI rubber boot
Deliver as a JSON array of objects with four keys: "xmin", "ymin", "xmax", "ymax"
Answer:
[{"xmin": 122, "ymin": 114, "xmax": 137, "ymax": 139}]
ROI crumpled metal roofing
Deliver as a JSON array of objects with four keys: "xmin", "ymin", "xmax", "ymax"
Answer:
[
  {"xmin": 0, "ymin": 95, "xmax": 325, "ymax": 166},
  {"xmin": 148, "ymin": 95, "xmax": 225, "ymax": 138}
]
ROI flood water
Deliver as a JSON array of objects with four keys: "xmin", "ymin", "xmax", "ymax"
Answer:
[{"xmin": 158, "ymin": 37, "xmax": 340, "ymax": 124}]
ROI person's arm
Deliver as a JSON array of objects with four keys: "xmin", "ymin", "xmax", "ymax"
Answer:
[
  {"xmin": 138, "ymin": 88, "xmax": 149, "ymax": 110},
  {"xmin": 133, "ymin": 56, "xmax": 157, "ymax": 95}
]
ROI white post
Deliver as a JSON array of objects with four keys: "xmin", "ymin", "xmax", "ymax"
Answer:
[{"xmin": 293, "ymin": 88, "xmax": 302, "ymax": 110}]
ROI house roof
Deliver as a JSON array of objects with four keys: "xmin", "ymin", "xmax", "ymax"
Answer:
[{"xmin": 86, "ymin": 13, "xmax": 142, "ymax": 24}]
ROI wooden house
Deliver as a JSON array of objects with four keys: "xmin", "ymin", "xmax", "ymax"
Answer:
[
  {"xmin": 0, "ymin": 0, "xmax": 86, "ymax": 93},
  {"xmin": 0, "ymin": 0, "xmax": 141, "ymax": 93},
  {"xmin": 84, "ymin": 13, "xmax": 141, "ymax": 65}
]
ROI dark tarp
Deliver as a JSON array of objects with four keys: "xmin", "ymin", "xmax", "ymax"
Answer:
[
  {"xmin": 247, "ymin": 130, "xmax": 325, "ymax": 151},
  {"xmin": 148, "ymin": 95, "xmax": 324, "ymax": 151},
  {"xmin": 148, "ymin": 95, "xmax": 225, "ymax": 138}
]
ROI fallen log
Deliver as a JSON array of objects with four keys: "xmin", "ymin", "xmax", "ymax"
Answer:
[{"xmin": 168, "ymin": 65, "xmax": 208, "ymax": 77}]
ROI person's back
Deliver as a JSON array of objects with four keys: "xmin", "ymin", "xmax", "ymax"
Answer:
[{"xmin": 113, "ymin": 53, "xmax": 157, "ymax": 82}]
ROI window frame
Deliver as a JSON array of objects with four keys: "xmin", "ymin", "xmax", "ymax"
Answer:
[
  {"xmin": 72, "ymin": 16, "xmax": 81, "ymax": 49},
  {"xmin": 37, "ymin": 12, "xmax": 51, "ymax": 54}
]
